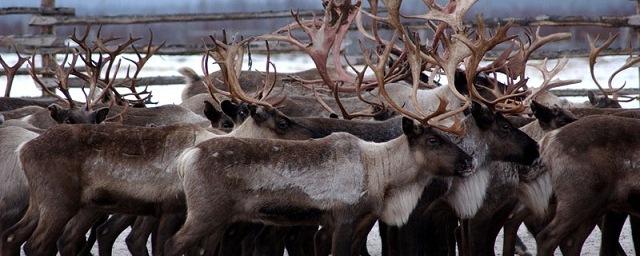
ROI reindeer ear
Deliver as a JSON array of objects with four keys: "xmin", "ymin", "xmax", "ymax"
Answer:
[
  {"xmin": 220, "ymin": 100, "xmax": 239, "ymax": 119},
  {"xmin": 47, "ymin": 103, "xmax": 65, "ymax": 123},
  {"xmin": 248, "ymin": 105, "xmax": 269, "ymax": 123},
  {"xmin": 531, "ymin": 101, "xmax": 554, "ymax": 124},
  {"xmin": 453, "ymin": 70, "xmax": 469, "ymax": 95},
  {"xmin": 91, "ymin": 107, "xmax": 110, "ymax": 124},
  {"xmin": 587, "ymin": 91, "xmax": 597, "ymax": 105},
  {"xmin": 402, "ymin": 117, "xmax": 423, "ymax": 137},
  {"xmin": 471, "ymin": 101, "xmax": 494, "ymax": 130},
  {"xmin": 203, "ymin": 101, "xmax": 223, "ymax": 123}
]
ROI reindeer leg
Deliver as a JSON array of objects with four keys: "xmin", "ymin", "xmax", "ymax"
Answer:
[
  {"xmin": 380, "ymin": 222, "xmax": 398, "ymax": 256},
  {"xmin": 599, "ymin": 211, "xmax": 628, "ymax": 256},
  {"xmin": 80, "ymin": 214, "xmax": 108, "ymax": 256},
  {"xmin": 251, "ymin": 225, "xmax": 287, "ymax": 256},
  {"xmin": 57, "ymin": 208, "xmax": 104, "ymax": 256},
  {"xmin": 220, "ymin": 222, "xmax": 262, "ymax": 256},
  {"xmin": 502, "ymin": 220, "xmax": 521, "ymax": 255},
  {"xmin": 24, "ymin": 202, "xmax": 78, "ymax": 256},
  {"xmin": 314, "ymin": 225, "xmax": 332, "ymax": 256},
  {"xmin": 536, "ymin": 194, "xmax": 605, "ymax": 256},
  {"xmin": 239, "ymin": 225, "xmax": 259, "ymax": 256},
  {"xmin": 560, "ymin": 220, "xmax": 597, "ymax": 256},
  {"xmin": 351, "ymin": 215, "xmax": 376, "ymax": 256},
  {"xmin": 164, "ymin": 209, "xmax": 228, "ymax": 256},
  {"xmin": 283, "ymin": 225, "xmax": 317, "ymax": 256},
  {"xmin": 0, "ymin": 200, "xmax": 28, "ymax": 243},
  {"xmin": 0, "ymin": 199, "xmax": 39, "ymax": 256},
  {"xmin": 97, "ymin": 214, "xmax": 136, "ymax": 256},
  {"xmin": 502, "ymin": 204, "xmax": 530, "ymax": 256},
  {"xmin": 235, "ymin": 224, "xmax": 259, "ymax": 256},
  {"xmin": 164, "ymin": 189, "xmax": 232, "ymax": 256},
  {"xmin": 630, "ymin": 216, "xmax": 640, "ymax": 255},
  {"xmin": 153, "ymin": 213, "xmax": 184, "ymax": 256},
  {"xmin": 127, "ymin": 216, "xmax": 157, "ymax": 256},
  {"xmin": 331, "ymin": 217, "xmax": 356, "ymax": 256}
]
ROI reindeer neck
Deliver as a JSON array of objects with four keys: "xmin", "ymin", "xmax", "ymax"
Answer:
[
  {"xmin": 225, "ymin": 118, "xmax": 262, "ymax": 138},
  {"xmin": 451, "ymin": 117, "xmax": 490, "ymax": 167},
  {"xmin": 521, "ymin": 121, "xmax": 546, "ymax": 142},
  {"xmin": 360, "ymin": 135, "xmax": 420, "ymax": 199}
]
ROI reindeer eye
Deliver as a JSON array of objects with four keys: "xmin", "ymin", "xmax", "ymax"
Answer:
[
  {"xmin": 427, "ymin": 137, "xmax": 440, "ymax": 145},
  {"xmin": 501, "ymin": 123, "xmax": 510, "ymax": 131},
  {"xmin": 277, "ymin": 120, "xmax": 288, "ymax": 130},
  {"xmin": 222, "ymin": 121, "xmax": 233, "ymax": 128}
]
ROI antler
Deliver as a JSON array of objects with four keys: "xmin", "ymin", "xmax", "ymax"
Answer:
[
  {"xmin": 257, "ymin": 0, "xmax": 364, "ymax": 92},
  {"xmin": 587, "ymin": 33, "xmax": 639, "ymax": 98},
  {"xmin": 453, "ymin": 18, "xmax": 520, "ymax": 110},
  {"xmin": 523, "ymin": 57, "xmax": 581, "ymax": 104},
  {"xmin": 68, "ymin": 26, "xmax": 155, "ymax": 109},
  {"xmin": 27, "ymin": 51, "xmax": 78, "ymax": 108},
  {"xmin": 1, "ymin": 49, "xmax": 28, "ymax": 97},
  {"xmin": 118, "ymin": 30, "xmax": 164, "ymax": 103},
  {"xmin": 207, "ymin": 34, "xmax": 275, "ymax": 108},
  {"xmin": 507, "ymin": 27, "xmax": 571, "ymax": 82},
  {"xmin": 366, "ymin": 31, "xmax": 466, "ymax": 135}
]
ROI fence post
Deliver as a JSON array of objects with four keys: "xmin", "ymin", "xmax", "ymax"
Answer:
[
  {"xmin": 39, "ymin": 0, "xmax": 56, "ymax": 97},
  {"xmin": 636, "ymin": 0, "xmax": 640, "ymax": 107}
]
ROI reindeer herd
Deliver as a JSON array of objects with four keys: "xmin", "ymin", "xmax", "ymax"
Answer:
[{"xmin": 1, "ymin": 0, "xmax": 640, "ymax": 255}]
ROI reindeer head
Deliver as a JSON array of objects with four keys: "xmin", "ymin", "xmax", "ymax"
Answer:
[
  {"xmin": 587, "ymin": 91, "xmax": 621, "ymax": 108},
  {"xmin": 402, "ymin": 117, "xmax": 473, "ymax": 177},
  {"xmin": 470, "ymin": 102, "xmax": 539, "ymax": 166},
  {"xmin": 238, "ymin": 105, "xmax": 324, "ymax": 140},
  {"xmin": 219, "ymin": 100, "xmax": 250, "ymax": 126},
  {"xmin": 47, "ymin": 104, "xmax": 109, "ymax": 124},
  {"xmin": 202, "ymin": 100, "xmax": 239, "ymax": 132},
  {"xmin": 530, "ymin": 101, "xmax": 577, "ymax": 131}
]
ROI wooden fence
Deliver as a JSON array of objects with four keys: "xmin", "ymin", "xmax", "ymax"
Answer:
[{"xmin": 1, "ymin": 0, "xmax": 640, "ymax": 99}]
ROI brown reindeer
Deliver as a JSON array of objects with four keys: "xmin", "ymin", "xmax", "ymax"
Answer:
[
  {"xmin": 164, "ymin": 111, "xmax": 472, "ymax": 256},
  {"xmin": 530, "ymin": 115, "xmax": 640, "ymax": 255}
]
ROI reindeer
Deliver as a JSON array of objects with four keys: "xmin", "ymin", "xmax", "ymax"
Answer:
[
  {"xmin": 500, "ymin": 34, "xmax": 640, "ymax": 256},
  {"xmin": 525, "ymin": 115, "xmax": 640, "ymax": 255},
  {"xmin": 0, "ymin": 126, "xmax": 39, "ymax": 235},
  {"xmin": 164, "ymin": 103, "xmax": 473, "ymax": 256}
]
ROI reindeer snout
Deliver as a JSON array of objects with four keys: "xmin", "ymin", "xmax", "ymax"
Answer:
[{"xmin": 455, "ymin": 155, "xmax": 474, "ymax": 177}]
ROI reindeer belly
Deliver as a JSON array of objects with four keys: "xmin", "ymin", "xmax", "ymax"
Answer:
[
  {"xmin": 81, "ymin": 163, "xmax": 185, "ymax": 215},
  {"xmin": 234, "ymin": 189, "xmax": 329, "ymax": 226}
]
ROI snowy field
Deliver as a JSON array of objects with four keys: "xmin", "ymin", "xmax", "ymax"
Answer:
[{"xmin": 4, "ymin": 52, "xmax": 638, "ymax": 255}]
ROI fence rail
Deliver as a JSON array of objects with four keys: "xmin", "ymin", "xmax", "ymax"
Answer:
[{"xmin": 0, "ymin": 7, "xmax": 74, "ymax": 16}]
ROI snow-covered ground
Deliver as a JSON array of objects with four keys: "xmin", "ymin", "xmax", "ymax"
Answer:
[{"xmin": 5, "ymin": 52, "xmax": 639, "ymax": 255}]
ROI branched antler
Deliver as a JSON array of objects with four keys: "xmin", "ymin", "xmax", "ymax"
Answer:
[
  {"xmin": 207, "ymin": 33, "xmax": 275, "ymax": 108},
  {"xmin": 120, "ymin": 30, "xmax": 164, "ymax": 103},
  {"xmin": 523, "ymin": 57, "xmax": 581, "ymax": 105},
  {"xmin": 1, "ymin": 49, "xmax": 28, "ymax": 97},
  {"xmin": 257, "ymin": 0, "xmax": 364, "ymax": 92},
  {"xmin": 27, "ymin": 51, "xmax": 78, "ymax": 108},
  {"xmin": 587, "ymin": 33, "xmax": 639, "ymax": 99},
  {"xmin": 366, "ymin": 31, "xmax": 466, "ymax": 135}
]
